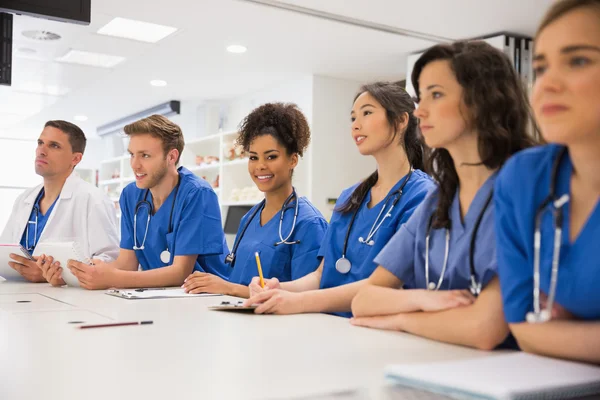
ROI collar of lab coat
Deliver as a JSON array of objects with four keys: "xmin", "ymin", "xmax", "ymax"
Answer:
[{"xmin": 23, "ymin": 171, "xmax": 77, "ymax": 205}]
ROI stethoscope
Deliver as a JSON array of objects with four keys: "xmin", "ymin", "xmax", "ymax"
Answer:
[
  {"xmin": 424, "ymin": 188, "xmax": 494, "ymax": 296},
  {"xmin": 527, "ymin": 147, "xmax": 570, "ymax": 324},
  {"xmin": 133, "ymin": 176, "xmax": 181, "ymax": 264},
  {"xmin": 25, "ymin": 189, "xmax": 46, "ymax": 251},
  {"xmin": 335, "ymin": 168, "xmax": 413, "ymax": 274},
  {"xmin": 225, "ymin": 188, "xmax": 300, "ymax": 267}
]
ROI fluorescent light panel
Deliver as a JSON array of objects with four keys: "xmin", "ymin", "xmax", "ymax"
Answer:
[
  {"xmin": 97, "ymin": 17, "xmax": 177, "ymax": 43},
  {"xmin": 56, "ymin": 50, "xmax": 125, "ymax": 68}
]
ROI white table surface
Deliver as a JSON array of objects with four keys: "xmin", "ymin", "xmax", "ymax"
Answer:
[{"xmin": 0, "ymin": 280, "xmax": 504, "ymax": 400}]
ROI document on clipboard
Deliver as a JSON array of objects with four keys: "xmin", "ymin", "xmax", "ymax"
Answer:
[
  {"xmin": 105, "ymin": 287, "xmax": 222, "ymax": 300},
  {"xmin": 209, "ymin": 300, "xmax": 257, "ymax": 312},
  {"xmin": 0, "ymin": 244, "xmax": 33, "ymax": 281}
]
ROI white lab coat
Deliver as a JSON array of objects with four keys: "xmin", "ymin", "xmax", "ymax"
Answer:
[{"xmin": 0, "ymin": 172, "xmax": 120, "ymax": 262}]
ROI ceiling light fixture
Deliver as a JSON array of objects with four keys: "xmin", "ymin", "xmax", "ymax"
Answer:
[
  {"xmin": 226, "ymin": 44, "xmax": 247, "ymax": 54},
  {"xmin": 22, "ymin": 30, "xmax": 61, "ymax": 41},
  {"xmin": 150, "ymin": 79, "xmax": 167, "ymax": 87},
  {"xmin": 56, "ymin": 49, "xmax": 125, "ymax": 68},
  {"xmin": 97, "ymin": 17, "xmax": 177, "ymax": 43}
]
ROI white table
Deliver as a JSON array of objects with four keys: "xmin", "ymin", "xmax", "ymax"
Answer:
[{"xmin": 0, "ymin": 280, "xmax": 501, "ymax": 400}]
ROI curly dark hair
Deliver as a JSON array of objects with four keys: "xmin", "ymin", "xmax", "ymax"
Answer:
[
  {"xmin": 336, "ymin": 81, "xmax": 425, "ymax": 214},
  {"xmin": 236, "ymin": 102, "xmax": 310, "ymax": 156},
  {"xmin": 411, "ymin": 41, "xmax": 538, "ymax": 229}
]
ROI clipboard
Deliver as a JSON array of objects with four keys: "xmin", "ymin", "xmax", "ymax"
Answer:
[
  {"xmin": 0, "ymin": 244, "xmax": 33, "ymax": 280},
  {"xmin": 105, "ymin": 287, "xmax": 222, "ymax": 300},
  {"xmin": 209, "ymin": 300, "xmax": 257, "ymax": 312}
]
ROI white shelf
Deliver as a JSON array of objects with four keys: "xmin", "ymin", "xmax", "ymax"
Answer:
[
  {"xmin": 122, "ymin": 177, "xmax": 135, "ymax": 183},
  {"xmin": 99, "ymin": 178, "xmax": 122, "ymax": 186},
  {"xmin": 187, "ymin": 133, "xmax": 222, "ymax": 145},
  {"xmin": 222, "ymin": 158, "xmax": 248, "ymax": 167},
  {"xmin": 221, "ymin": 200, "xmax": 261, "ymax": 207},
  {"xmin": 187, "ymin": 163, "xmax": 220, "ymax": 172},
  {"xmin": 100, "ymin": 155, "xmax": 127, "ymax": 165},
  {"xmin": 109, "ymin": 196, "xmax": 120, "ymax": 202},
  {"xmin": 221, "ymin": 130, "xmax": 239, "ymax": 137}
]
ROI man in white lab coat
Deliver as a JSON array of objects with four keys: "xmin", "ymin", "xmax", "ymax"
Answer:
[{"xmin": 0, "ymin": 120, "xmax": 120, "ymax": 283}]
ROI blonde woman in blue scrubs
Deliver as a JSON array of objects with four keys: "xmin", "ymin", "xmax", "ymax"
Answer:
[{"xmin": 494, "ymin": 0, "xmax": 600, "ymax": 364}]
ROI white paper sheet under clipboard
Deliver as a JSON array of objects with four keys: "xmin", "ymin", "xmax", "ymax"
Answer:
[{"xmin": 105, "ymin": 288, "xmax": 222, "ymax": 300}]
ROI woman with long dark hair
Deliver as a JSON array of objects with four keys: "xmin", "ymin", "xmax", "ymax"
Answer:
[
  {"xmin": 351, "ymin": 41, "xmax": 536, "ymax": 350},
  {"xmin": 243, "ymin": 81, "xmax": 434, "ymax": 316}
]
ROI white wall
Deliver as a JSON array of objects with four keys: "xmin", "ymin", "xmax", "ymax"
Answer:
[{"xmin": 311, "ymin": 75, "xmax": 376, "ymax": 219}]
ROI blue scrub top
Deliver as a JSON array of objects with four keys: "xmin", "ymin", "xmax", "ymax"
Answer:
[
  {"xmin": 120, "ymin": 166, "xmax": 229, "ymax": 278},
  {"xmin": 375, "ymin": 174, "xmax": 498, "ymax": 291},
  {"xmin": 20, "ymin": 188, "xmax": 58, "ymax": 253},
  {"xmin": 318, "ymin": 170, "xmax": 434, "ymax": 308},
  {"xmin": 495, "ymin": 144, "xmax": 600, "ymax": 323},
  {"xmin": 227, "ymin": 197, "xmax": 328, "ymax": 285}
]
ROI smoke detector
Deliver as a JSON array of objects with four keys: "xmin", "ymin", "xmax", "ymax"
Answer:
[{"xmin": 22, "ymin": 30, "xmax": 61, "ymax": 41}]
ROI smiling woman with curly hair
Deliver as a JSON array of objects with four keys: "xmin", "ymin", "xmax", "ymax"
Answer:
[{"xmin": 182, "ymin": 102, "xmax": 328, "ymax": 298}]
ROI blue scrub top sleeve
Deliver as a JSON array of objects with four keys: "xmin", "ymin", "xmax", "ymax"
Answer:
[
  {"xmin": 317, "ymin": 208, "xmax": 342, "ymax": 259},
  {"xmin": 119, "ymin": 191, "xmax": 134, "ymax": 250},
  {"xmin": 374, "ymin": 197, "xmax": 428, "ymax": 287},
  {"xmin": 396, "ymin": 179, "xmax": 434, "ymax": 227},
  {"xmin": 494, "ymin": 163, "xmax": 533, "ymax": 323},
  {"xmin": 174, "ymin": 188, "xmax": 225, "ymax": 256},
  {"xmin": 290, "ymin": 217, "xmax": 328, "ymax": 280}
]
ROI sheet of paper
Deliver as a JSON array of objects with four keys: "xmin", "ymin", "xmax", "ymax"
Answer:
[
  {"xmin": 105, "ymin": 288, "xmax": 222, "ymax": 299},
  {"xmin": 0, "ymin": 244, "xmax": 32, "ymax": 281}
]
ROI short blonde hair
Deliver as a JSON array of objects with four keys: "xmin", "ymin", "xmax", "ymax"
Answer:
[{"xmin": 124, "ymin": 115, "xmax": 184, "ymax": 164}]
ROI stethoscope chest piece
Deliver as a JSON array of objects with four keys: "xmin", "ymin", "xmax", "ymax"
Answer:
[
  {"xmin": 160, "ymin": 250, "xmax": 171, "ymax": 264},
  {"xmin": 335, "ymin": 257, "xmax": 351, "ymax": 274}
]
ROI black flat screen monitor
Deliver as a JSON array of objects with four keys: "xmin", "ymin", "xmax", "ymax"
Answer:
[
  {"xmin": 224, "ymin": 205, "xmax": 254, "ymax": 235},
  {"xmin": 0, "ymin": 0, "xmax": 91, "ymax": 24}
]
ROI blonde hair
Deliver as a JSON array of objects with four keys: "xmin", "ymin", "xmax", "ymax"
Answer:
[
  {"xmin": 124, "ymin": 115, "xmax": 184, "ymax": 164},
  {"xmin": 536, "ymin": 0, "xmax": 600, "ymax": 38}
]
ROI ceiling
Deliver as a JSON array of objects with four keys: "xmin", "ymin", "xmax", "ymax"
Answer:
[{"xmin": 0, "ymin": 0, "xmax": 553, "ymax": 140}]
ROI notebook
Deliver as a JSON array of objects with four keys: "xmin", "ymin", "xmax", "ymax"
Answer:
[
  {"xmin": 106, "ymin": 287, "xmax": 222, "ymax": 299},
  {"xmin": 33, "ymin": 241, "xmax": 85, "ymax": 287},
  {"xmin": 0, "ymin": 244, "xmax": 33, "ymax": 280},
  {"xmin": 385, "ymin": 353, "xmax": 600, "ymax": 400}
]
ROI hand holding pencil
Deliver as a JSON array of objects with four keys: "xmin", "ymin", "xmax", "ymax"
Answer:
[{"xmin": 248, "ymin": 252, "xmax": 281, "ymax": 297}]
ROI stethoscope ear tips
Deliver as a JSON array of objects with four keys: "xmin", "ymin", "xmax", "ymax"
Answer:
[{"xmin": 526, "ymin": 310, "xmax": 552, "ymax": 324}]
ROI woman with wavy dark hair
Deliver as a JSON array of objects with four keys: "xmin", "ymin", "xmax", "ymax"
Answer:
[
  {"xmin": 183, "ymin": 103, "xmax": 328, "ymax": 298},
  {"xmin": 243, "ymin": 82, "xmax": 434, "ymax": 316},
  {"xmin": 351, "ymin": 41, "xmax": 536, "ymax": 350}
]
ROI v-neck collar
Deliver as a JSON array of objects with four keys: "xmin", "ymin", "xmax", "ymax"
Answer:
[{"xmin": 450, "ymin": 173, "xmax": 497, "ymax": 236}]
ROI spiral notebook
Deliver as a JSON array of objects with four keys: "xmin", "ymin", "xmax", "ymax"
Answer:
[
  {"xmin": 33, "ymin": 241, "xmax": 85, "ymax": 287},
  {"xmin": 385, "ymin": 353, "xmax": 600, "ymax": 400}
]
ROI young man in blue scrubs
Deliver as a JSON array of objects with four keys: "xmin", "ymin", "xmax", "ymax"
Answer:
[
  {"xmin": 244, "ymin": 82, "xmax": 434, "ymax": 316},
  {"xmin": 350, "ymin": 42, "xmax": 535, "ymax": 350},
  {"xmin": 1, "ymin": 121, "xmax": 119, "ymax": 284},
  {"xmin": 495, "ymin": 0, "xmax": 600, "ymax": 364},
  {"xmin": 68, "ymin": 115, "xmax": 229, "ymax": 289},
  {"xmin": 182, "ymin": 103, "xmax": 327, "ymax": 297}
]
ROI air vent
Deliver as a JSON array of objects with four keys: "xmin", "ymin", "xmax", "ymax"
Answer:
[{"xmin": 22, "ymin": 30, "xmax": 61, "ymax": 41}]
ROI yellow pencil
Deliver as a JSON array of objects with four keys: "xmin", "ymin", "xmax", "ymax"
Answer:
[{"xmin": 254, "ymin": 251, "xmax": 265, "ymax": 288}]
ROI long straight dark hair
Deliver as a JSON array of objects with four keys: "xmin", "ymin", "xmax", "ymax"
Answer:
[
  {"xmin": 336, "ymin": 81, "xmax": 425, "ymax": 214},
  {"xmin": 411, "ymin": 41, "xmax": 538, "ymax": 229}
]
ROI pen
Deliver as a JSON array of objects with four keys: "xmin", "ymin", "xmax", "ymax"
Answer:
[
  {"xmin": 79, "ymin": 321, "xmax": 153, "ymax": 329},
  {"xmin": 254, "ymin": 251, "xmax": 265, "ymax": 288}
]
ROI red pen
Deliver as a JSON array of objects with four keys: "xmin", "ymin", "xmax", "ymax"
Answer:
[{"xmin": 79, "ymin": 321, "xmax": 153, "ymax": 329}]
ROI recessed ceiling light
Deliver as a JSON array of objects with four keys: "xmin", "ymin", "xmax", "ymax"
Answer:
[
  {"xmin": 22, "ymin": 30, "xmax": 61, "ymax": 41},
  {"xmin": 74, "ymin": 115, "xmax": 88, "ymax": 122},
  {"xmin": 227, "ymin": 45, "xmax": 247, "ymax": 54},
  {"xmin": 97, "ymin": 17, "xmax": 177, "ymax": 43},
  {"xmin": 56, "ymin": 50, "xmax": 125, "ymax": 68},
  {"xmin": 150, "ymin": 79, "xmax": 167, "ymax": 87}
]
